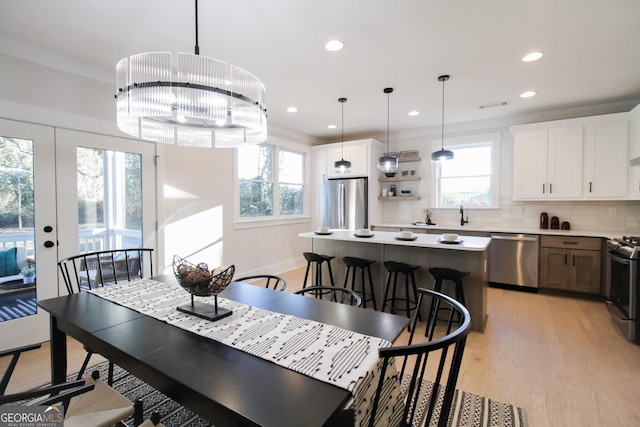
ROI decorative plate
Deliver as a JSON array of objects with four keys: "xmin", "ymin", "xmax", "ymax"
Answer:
[
  {"xmin": 354, "ymin": 233, "xmax": 375, "ymax": 238},
  {"xmin": 437, "ymin": 239, "xmax": 464, "ymax": 244},
  {"xmin": 395, "ymin": 236, "xmax": 418, "ymax": 241},
  {"xmin": 314, "ymin": 231, "xmax": 333, "ymax": 235}
]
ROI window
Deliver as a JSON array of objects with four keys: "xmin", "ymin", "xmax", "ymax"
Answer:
[
  {"xmin": 431, "ymin": 133, "xmax": 500, "ymax": 208},
  {"xmin": 237, "ymin": 143, "xmax": 306, "ymax": 222}
]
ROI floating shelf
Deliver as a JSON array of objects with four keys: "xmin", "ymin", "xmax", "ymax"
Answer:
[
  {"xmin": 378, "ymin": 196, "xmax": 421, "ymax": 201},
  {"xmin": 398, "ymin": 156, "xmax": 421, "ymax": 163},
  {"xmin": 378, "ymin": 176, "xmax": 421, "ymax": 182}
]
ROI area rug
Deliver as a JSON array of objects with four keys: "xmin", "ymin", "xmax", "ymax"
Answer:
[{"xmin": 82, "ymin": 362, "xmax": 527, "ymax": 427}]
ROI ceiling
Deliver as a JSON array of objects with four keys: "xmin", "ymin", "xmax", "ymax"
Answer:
[{"xmin": 1, "ymin": 0, "xmax": 639, "ymax": 144}]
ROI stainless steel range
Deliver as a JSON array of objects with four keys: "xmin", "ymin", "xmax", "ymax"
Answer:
[{"xmin": 606, "ymin": 236, "xmax": 639, "ymax": 344}]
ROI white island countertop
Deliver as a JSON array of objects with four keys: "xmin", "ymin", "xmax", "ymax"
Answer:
[{"xmin": 299, "ymin": 230, "xmax": 491, "ymax": 251}]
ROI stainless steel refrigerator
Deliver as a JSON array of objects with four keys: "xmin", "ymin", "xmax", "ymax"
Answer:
[{"xmin": 323, "ymin": 177, "xmax": 368, "ymax": 229}]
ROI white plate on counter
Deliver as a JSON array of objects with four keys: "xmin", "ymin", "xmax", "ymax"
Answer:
[{"xmin": 395, "ymin": 236, "xmax": 418, "ymax": 241}]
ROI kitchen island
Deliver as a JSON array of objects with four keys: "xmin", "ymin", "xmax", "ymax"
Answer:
[{"xmin": 299, "ymin": 230, "xmax": 491, "ymax": 332}]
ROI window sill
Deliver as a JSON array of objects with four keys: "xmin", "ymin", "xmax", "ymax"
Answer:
[{"xmin": 233, "ymin": 216, "xmax": 311, "ymax": 230}]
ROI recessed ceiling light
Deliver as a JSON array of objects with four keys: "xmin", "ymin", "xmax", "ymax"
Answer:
[
  {"xmin": 522, "ymin": 52, "xmax": 543, "ymax": 62},
  {"xmin": 325, "ymin": 40, "xmax": 344, "ymax": 52},
  {"xmin": 408, "ymin": 111, "xmax": 420, "ymax": 116},
  {"xmin": 520, "ymin": 91, "xmax": 537, "ymax": 98},
  {"xmin": 286, "ymin": 107, "xmax": 298, "ymax": 113},
  {"xmin": 328, "ymin": 124, "xmax": 337, "ymax": 129}
]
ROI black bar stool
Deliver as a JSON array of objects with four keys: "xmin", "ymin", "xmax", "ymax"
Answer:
[
  {"xmin": 428, "ymin": 267, "xmax": 469, "ymax": 323},
  {"xmin": 343, "ymin": 256, "xmax": 377, "ymax": 310},
  {"xmin": 381, "ymin": 261, "xmax": 420, "ymax": 321},
  {"xmin": 428, "ymin": 267, "xmax": 469, "ymax": 306},
  {"xmin": 303, "ymin": 252, "xmax": 336, "ymax": 290}
]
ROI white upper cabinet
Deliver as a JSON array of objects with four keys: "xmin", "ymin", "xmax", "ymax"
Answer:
[
  {"xmin": 547, "ymin": 126, "xmax": 584, "ymax": 199},
  {"xmin": 583, "ymin": 120, "xmax": 628, "ymax": 198},
  {"xmin": 513, "ymin": 127, "xmax": 583, "ymax": 200},
  {"xmin": 326, "ymin": 143, "xmax": 369, "ymax": 178},
  {"xmin": 511, "ymin": 113, "xmax": 629, "ymax": 201}
]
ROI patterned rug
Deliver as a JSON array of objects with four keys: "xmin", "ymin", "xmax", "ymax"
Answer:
[{"xmin": 83, "ymin": 362, "xmax": 527, "ymax": 427}]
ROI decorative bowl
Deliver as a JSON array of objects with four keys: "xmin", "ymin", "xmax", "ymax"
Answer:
[
  {"xmin": 384, "ymin": 172, "xmax": 397, "ymax": 178},
  {"xmin": 173, "ymin": 255, "xmax": 235, "ymax": 297}
]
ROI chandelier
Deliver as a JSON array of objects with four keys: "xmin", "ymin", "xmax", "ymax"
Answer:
[{"xmin": 115, "ymin": 0, "xmax": 267, "ymax": 148}]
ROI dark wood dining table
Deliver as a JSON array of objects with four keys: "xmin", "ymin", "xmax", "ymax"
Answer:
[{"xmin": 37, "ymin": 275, "xmax": 409, "ymax": 427}]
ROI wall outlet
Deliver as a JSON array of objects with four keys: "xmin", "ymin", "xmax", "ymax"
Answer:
[
  {"xmin": 609, "ymin": 207, "xmax": 617, "ymax": 216},
  {"xmin": 524, "ymin": 205, "xmax": 534, "ymax": 215}
]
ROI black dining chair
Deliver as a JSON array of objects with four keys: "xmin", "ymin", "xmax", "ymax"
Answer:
[
  {"xmin": 0, "ymin": 344, "xmax": 143, "ymax": 426},
  {"xmin": 329, "ymin": 288, "xmax": 470, "ymax": 427},
  {"xmin": 235, "ymin": 274, "xmax": 286, "ymax": 291},
  {"xmin": 58, "ymin": 248, "xmax": 154, "ymax": 384},
  {"xmin": 294, "ymin": 286, "xmax": 362, "ymax": 307}
]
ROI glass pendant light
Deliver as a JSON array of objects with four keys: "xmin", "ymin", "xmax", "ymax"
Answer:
[
  {"xmin": 377, "ymin": 87, "xmax": 399, "ymax": 174},
  {"xmin": 431, "ymin": 75, "xmax": 454, "ymax": 165},
  {"xmin": 333, "ymin": 98, "xmax": 352, "ymax": 174}
]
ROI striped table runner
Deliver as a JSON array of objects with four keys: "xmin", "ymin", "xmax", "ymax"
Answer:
[{"xmin": 89, "ymin": 279, "xmax": 404, "ymax": 426}]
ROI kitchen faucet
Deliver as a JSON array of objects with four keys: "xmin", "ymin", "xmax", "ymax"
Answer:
[{"xmin": 460, "ymin": 204, "xmax": 469, "ymax": 226}]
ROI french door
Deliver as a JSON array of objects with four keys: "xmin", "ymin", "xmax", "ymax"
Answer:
[{"xmin": 0, "ymin": 120, "xmax": 156, "ymax": 350}]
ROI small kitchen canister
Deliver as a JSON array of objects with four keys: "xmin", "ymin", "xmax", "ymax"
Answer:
[
  {"xmin": 540, "ymin": 212, "xmax": 549, "ymax": 229},
  {"xmin": 550, "ymin": 216, "xmax": 560, "ymax": 229}
]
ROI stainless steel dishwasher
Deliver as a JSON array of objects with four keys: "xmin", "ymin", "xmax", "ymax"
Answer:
[{"xmin": 489, "ymin": 233, "xmax": 539, "ymax": 288}]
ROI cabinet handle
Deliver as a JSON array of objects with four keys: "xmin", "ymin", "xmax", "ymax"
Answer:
[
  {"xmin": 573, "ymin": 255, "xmax": 576, "ymax": 266},
  {"xmin": 549, "ymin": 183, "xmax": 553, "ymax": 194},
  {"xmin": 589, "ymin": 182, "xmax": 592, "ymax": 193},
  {"xmin": 563, "ymin": 241, "xmax": 578, "ymax": 245},
  {"xmin": 542, "ymin": 183, "xmax": 545, "ymax": 194},
  {"xmin": 565, "ymin": 254, "xmax": 568, "ymax": 265}
]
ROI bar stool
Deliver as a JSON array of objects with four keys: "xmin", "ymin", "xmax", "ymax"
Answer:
[
  {"xmin": 302, "ymin": 252, "xmax": 336, "ymax": 290},
  {"xmin": 428, "ymin": 267, "xmax": 469, "ymax": 323},
  {"xmin": 381, "ymin": 261, "xmax": 421, "ymax": 321},
  {"xmin": 343, "ymin": 256, "xmax": 377, "ymax": 310},
  {"xmin": 428, "ymin": 267, "xmax": 468, "ymax": 306}
]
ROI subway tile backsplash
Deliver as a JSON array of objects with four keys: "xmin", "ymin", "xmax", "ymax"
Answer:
[{"xmin": 382, "ymin": 197, "xmax": 640, "ymax": 234}]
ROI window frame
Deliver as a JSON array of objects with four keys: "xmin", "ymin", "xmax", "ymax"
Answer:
[
  {"xmin": 234, "ymin": 137, "xmax": 310, "ymax": 229},
  {"xmin": 430, "ymin": 132, "xmax": 501, "ymax": 209}
]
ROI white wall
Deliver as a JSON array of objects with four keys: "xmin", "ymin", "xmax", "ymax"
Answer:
[{"xmin": 0, "ymin": 53, "xmax": 312, "ymax": 277}]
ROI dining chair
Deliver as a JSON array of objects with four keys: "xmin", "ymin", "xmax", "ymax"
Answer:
[
  {"xmin": 294, "ymin": 286, "xmax": 362, "ymax": 307},
  {"xmin": 235, "ymin": 274, "xmax": 286, "ymax": 291},
  {"xmin": 138, "ymin": 412, "xmax": 165, "ymax": 427},
  {"xmin": 58, "ymin": 248, "xmax": 154, "ymax": 384},
  {"xmin": 0, "ymin": 344, "xmax": 143, "ymax": 427},
  {"xmin": 368, "ymin": 288, "xmax": 471, "ymax": 427}
]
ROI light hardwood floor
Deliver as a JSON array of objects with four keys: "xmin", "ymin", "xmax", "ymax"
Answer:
[{"xmin": 3, "ymin": 267, "xmax": 640, "ymax": 426}]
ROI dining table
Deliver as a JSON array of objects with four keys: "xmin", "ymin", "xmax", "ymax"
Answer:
[{"xmin": 37, "ymin": 275, "xmax": 409, "ymax": 427}]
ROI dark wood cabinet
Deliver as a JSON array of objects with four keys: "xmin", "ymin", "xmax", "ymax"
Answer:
[{"xmin": 539, "ymin": 236, "xmax": 602, "ymax": 294}]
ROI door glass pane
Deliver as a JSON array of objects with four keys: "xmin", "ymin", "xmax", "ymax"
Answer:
[
  {"xmin": 77, "ymin": 147, "xmax": 142, "ymax": 253},
  {"xmin": 0, "ymin": 137, "xmax": 36, "ymax": 322}
]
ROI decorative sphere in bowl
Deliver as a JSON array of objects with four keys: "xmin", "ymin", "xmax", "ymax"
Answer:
[{"xmin": 173, "ymin": 255, "xmax": 235, "ymax": 297}]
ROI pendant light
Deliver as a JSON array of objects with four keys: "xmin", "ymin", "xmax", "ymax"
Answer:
[
  {"xmin": 333, "ymin": 98, "xmax": 352, "ymax": 174},
  {"xmin": 115, "ymin": 0, "xmax": 267, "ymax": 148},
  {"xmin": 377, "ymin": 87, "xmax": 399, "ymax": 174},
  {"xmin": 431, "ymin": 75, "xmax": 454, "ymax": 165}
]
